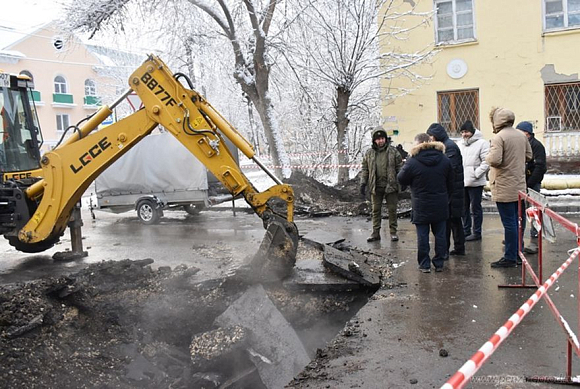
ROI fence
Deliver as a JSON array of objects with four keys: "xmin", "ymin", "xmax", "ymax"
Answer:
[
  {"xmin": 441, "ymin": 190, "xmax": 580, "ymax": 388},
  {"xmin": 544, "ymin": 131, "xmax": 580, "ymax": 157}
]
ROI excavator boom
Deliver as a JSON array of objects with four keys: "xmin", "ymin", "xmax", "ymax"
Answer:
[{"xmin": 1, "ymin": 55, "xmax": 298, "ymax": 280}]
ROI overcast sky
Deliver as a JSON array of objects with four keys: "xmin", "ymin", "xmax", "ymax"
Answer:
[
  {"xmin": 0, "ymin": 0, "xmax": 70, "ymax": 49},
  {"xmin": 0, "ymin": 0, "xmax": 67, "ymax": 29}
]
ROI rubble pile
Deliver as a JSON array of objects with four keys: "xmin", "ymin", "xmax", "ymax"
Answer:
[
  {"xmin": 0, "ymin": 258, "xmax": 374, "ymax": 388},
  {"xmin": 286, "ymin": 171, "xmax": 411, "ymax": 217}
]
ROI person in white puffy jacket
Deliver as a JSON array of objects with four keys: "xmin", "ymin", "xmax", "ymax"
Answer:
[{"xmin": 458, "ymin": 120, "xmax": 490, "ymax": 241}]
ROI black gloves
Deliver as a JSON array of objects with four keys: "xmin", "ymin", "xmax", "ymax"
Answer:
[{"xmin": 360, "ymin": 184, "xmax": 367, "ymax": 198}]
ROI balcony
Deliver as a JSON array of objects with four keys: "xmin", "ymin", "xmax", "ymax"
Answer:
[
  {"xmin": 84, "ymin": 95, "xmax": 101, "ymax": 106},
  {"xmin": 53, "ymin": 93, "xmax": 73, "ymax": 104}
]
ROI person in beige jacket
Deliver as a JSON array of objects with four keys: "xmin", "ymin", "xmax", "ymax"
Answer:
[{"xmin": 485, "ymin": 108, "xmax": 532, "ymax": 268}]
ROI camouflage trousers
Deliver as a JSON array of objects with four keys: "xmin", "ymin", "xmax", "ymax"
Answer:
[{"xmin": 371, "ymin": 186, "xmax": 398, "ymax": 234}]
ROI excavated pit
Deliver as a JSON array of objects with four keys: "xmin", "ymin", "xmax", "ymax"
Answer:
[
  {"xmin": 0, "ymin": 173, "xmax": 398, "ymax": 388},
  {"xmin": 0, "ymin": 246, "xmax": 389, "ymax": 388}
]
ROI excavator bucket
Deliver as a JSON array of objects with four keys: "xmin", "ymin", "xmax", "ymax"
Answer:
[{"xmin": 247, "ymin": 214, "xmax": 299, "ymax": 282}]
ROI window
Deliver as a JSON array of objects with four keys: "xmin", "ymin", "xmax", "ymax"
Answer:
[
  {"xmin": 437, "ymin": 89, "xmax": 479, "ymax": 136},
  {"xmin": 544, "ymin": 0, "xmax": 580, "ymax": 30},
  {"xmin": 84, "ymin": 79, "xmax": 96, "ymax": 96},
  {"xmin": 545, "ymin": 82, "xmax": 580, "ymax": 131},
  {"xmin": 54, "ymin": 76, "xmax": 67, "ymax": 94},
  {"xmin": 56, "ymin": 114, "xmax": 70, "ymax": 132},
  {"xmin": 434, "ymin": 0, "xmax": 475, "ymax": 44},
  {"xmin": 19, "ymin": 70, "xmax": 33, "ymax": 81}
]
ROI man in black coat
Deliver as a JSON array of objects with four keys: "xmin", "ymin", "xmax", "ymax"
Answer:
[
  {"xmin": 516, "ymin": 121, "xmax": 547, "ymax": 254},
  {"xmin": 426, "ymin": 123, "xmax": 466, "ymax": 257},
  {"xmin": 398, "ymin": 133, "xmax": 454, "ymax": 273}
]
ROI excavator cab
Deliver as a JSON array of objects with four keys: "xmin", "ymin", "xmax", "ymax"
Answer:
[
  {"xmin": 0, "ymin": 73, "xmax": 43, "ymax": 175},
  {"xmin": 0, "ymin": 73, "xmax": 45, "ymax": 241}
]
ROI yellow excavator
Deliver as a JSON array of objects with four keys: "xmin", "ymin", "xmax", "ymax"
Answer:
[{"xmin": 0, "ymin": 55, "xmax": 298, "ymax": 280}]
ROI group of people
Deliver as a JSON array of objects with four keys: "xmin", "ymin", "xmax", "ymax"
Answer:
[{"xmin": 360, "ymin": 107, "xmax": 547, "ymax": 273}]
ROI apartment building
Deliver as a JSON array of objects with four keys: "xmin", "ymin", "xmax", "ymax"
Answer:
[
  {"xmin": 0, "ymin": 22, "xmax": 121, "ymax": 151},
  {"xmin": 381, "ymin": 0, "xmax": 579, "ymax": 158}
]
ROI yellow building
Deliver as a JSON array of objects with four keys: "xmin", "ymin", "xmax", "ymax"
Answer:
[
  {"xmin": 382, "ymin": 0, "xmax": 580, "ymax": 156},
  {"xmin": 0, "ymin": 22, "xmax": 121, "ymax": 151}
]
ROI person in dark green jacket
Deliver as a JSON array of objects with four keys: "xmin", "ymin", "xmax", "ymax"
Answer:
[{"xmin": 360, "ymin": 127, "xmax": 403, "ymax": 242}]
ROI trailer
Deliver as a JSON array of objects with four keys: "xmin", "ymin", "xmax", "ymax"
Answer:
[{"xmin": 94, "ymin": 131, "xmax": 209, "ymax": 224}]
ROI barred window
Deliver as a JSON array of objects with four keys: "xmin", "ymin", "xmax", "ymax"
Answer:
[
  {"xmin": 437, "ymin": 89, "xmax": 479, "ymax": 136},
  {"xmin": 545, "ymin": 82, "xmax": 580, "ymax": 131},
  {"xmin": 434, "ymin": 0, "xmax": 475, "ymax": 44},
  {"xmin": 544, "ymin": 0, "xmax": 580, "ymax": 30}
]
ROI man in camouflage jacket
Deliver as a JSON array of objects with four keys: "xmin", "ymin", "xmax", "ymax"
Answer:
[{"xmin": 360, "ymin": 127, "xmax": 403, "ymax": 242}]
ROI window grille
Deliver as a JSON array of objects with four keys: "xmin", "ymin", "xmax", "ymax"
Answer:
[
  {"xmin": 437, "ymin": 89, "xmax": 479, "ymax": 136},
  {"xmin": 545, "ymin": 82, "xmax": 580, "ymax": 131}
]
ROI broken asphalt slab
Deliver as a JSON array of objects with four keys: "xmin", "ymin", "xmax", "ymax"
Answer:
[
  {"xmin": 215, "ymin": 285, "xmax": 310, "ymax": 389},
  {"xmin": 297, "ymin": 230, "xmax": 381, "ymax": 289},
  {"xmin": 322, "ymin": 245, "xmax": 380, "ymax": 289}
]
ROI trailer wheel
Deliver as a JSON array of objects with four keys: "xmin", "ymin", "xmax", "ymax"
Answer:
[
  {"xmin": 137, "ymin": 200, "xmax": 161, "ymax": 224},
  {"xmin": 183, "ymin": 204, "xmax": 204, "ymax": 215}
]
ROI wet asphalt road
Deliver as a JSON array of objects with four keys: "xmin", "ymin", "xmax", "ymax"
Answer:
[
  {"xmin": 0, "ymin": 207, "xmax": 268, "ymax": 284},
  {"xmin": 1, "ymin": 207, "xmax": 580, "ymax": 388},
  {"xmin": 291, "ymin": 212, "xmax": 580, "ymax": 388}
]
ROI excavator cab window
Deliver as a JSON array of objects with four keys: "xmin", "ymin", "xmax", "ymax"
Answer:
[{"xmin": 0, "ymin": 79, "xmax": 42, "ymax": 173}]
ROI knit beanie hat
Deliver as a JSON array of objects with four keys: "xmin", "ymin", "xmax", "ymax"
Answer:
[
  {"xmin": 426, "ymin": 123, "xmax": 446, "ymax": 141},
  {"xmin": 459, "ymin": 120, "xmax": 475, "ymax": 134},
  {"xmin": 372, "ymin": 126, "xmax": 388, "ymax": 141},
  {"xmin": 516, "ymin": 121, "xmax": 533, "ymax": 134}
]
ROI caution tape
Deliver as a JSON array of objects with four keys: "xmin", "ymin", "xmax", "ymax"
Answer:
[
  {"xmin": 441, "ymin": 246, "xmax": 580, "ymax": 389},
  {"xmin": 241, "ymin": 164, "xmax": 362, "ymax": 169},
  {"xmin": 257, "ymin": 150, "xmax": 350, "ymax": 159}
]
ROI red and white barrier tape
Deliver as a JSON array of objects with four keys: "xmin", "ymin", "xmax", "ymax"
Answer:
[
  {"xmin": 257, "ymin": 150, "xmax": 350, "ymax": 159},
  {"xmin": 242, "ymin": 164, "xmax": 362, "ymax": 169},
  {"xmin": 441, "ymin": 247, "xmax": 580, "ymax": 389}
]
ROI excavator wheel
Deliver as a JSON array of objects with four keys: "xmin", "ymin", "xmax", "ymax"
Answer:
[{"xmin": 5, "ymin": 232, "xmax": 63, "ymax": 253}]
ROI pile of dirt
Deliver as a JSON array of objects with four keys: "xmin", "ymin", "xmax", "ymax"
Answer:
[
  {"xmin": 285, "ymin": 170, "xmax": 411, "ymax": 217},
  {"xmin": 0, "ymin": 259, "xmax": 370, "ymax": 388}
]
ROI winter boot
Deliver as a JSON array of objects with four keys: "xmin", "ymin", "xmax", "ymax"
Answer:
[
  {"xmin": 367, "ymin": 229, "xmax": 381, "ymax": 242},
  {"xmin": 523, "ymin": 240, "xmax": 538, "ymax": 254}
]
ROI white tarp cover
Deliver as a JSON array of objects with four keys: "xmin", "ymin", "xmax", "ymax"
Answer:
[{"xmin": 95, "ymin": 131, "xmax": 208, "ymax": 195}]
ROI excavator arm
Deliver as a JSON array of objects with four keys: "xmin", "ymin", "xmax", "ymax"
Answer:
[{"xmin": 12, "ymin": 55, "xmax": 298, "ymax": 280}]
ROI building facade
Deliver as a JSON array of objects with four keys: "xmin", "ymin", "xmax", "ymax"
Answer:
[
  {"xmin": 382, "ymin": 0, "xmax": 580, "ymax": 157},
  {"xmin": 0, "ymin": 23, "xmax": 116, "ymax": 151}
]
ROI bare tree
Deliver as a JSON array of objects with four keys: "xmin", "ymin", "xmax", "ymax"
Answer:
[
  {"xmin": 285, "ymin": 0, "xmax": 435, "ymax": 183},
  {"xmin": 65, "ymin": 0, "xmax": 292, "ymax": 178}
]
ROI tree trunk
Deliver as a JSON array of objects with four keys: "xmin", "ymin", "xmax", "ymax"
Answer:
[
  {"xmin": 235, "ymin": 72, "xmax": 288, "ymax": 179},
  {"xmin": 253, "ymin": 93, "xmax": 286, "ymax": 179},
  {"xmin": 336, "ymin": 86, "xmax": 351, "ymax": 184}
]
